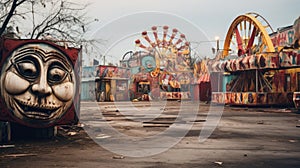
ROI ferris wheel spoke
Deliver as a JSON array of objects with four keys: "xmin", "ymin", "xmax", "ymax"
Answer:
[
  {"xmin": 162, "ymin": 26, "xmax": 169, "ymax": 48},
  {"xmin": 151, "ymin": 26, "xmax": 160, "ymax": 47},
  {"xmin": 248, "ymin": 21, "xmax": 252, "ymax": 38},
  {"xmin": 244, "ymin": 20, "xmax": 247, "ymax": 41},
  {"xmin": 169, "ymin": 28, "xmax": 178, "ymax": 45},
  {"xmin": 234, "ymin": 28, "xmax": 245, "ymax": 55},
  {"xmin": 246, "ymin": 26, "xmax": 257, "ymax": 54}
]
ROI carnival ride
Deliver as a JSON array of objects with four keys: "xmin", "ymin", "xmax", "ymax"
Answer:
[
  {"xmin": 222, "ymin": 12, "xmax": 275, "ymax": 57},
  {"xmin": 210, "ymin": 12, "xmax": 300, "ymax": 107},
  {"xmin": 122, "ymin": 26, "xmax": 194, "ymax": 100}
]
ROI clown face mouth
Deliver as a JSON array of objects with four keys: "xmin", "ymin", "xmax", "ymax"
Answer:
[{"xmin": 14, "ymin": 98, "xmax": 62, "ymax": 120}]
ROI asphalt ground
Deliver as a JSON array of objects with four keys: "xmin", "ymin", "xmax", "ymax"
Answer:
[{"xmin": 0, "ymin": 101, "xmax": 300, "ymax": 168}]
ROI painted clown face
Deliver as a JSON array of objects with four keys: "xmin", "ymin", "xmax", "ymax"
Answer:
[{"xmin": 0, "ymin": 43, "xmax": 75, "ymax": 125}]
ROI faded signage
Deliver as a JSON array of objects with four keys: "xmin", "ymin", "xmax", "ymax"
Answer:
[{"xmin": 270, "ymin": 26, "xmax": 295, "ymax": 48}]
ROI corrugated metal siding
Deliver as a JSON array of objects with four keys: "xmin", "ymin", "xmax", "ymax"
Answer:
[{"xmin": 81, "ymin": 80, "xmax": 96, "ymax": 101}]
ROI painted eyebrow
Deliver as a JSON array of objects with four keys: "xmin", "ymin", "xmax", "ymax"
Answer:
[
  {"xmin": 14, "ymin": 46, "xmax": 72, "ymax": 70},
  {"xmin": 17, "ymin": 47, "xmax": 63, "ymax": 60}
]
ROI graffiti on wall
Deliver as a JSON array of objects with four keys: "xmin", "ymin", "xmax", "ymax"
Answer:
[
  {"xmin": 212, "ymin": 92, "xmax": 293, "ymax": 106},
  {"xmin": 96, "ymin": 65, "xmax": 118, "ymax": 78}
]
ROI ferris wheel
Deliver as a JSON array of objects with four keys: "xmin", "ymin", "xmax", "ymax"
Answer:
[
  {"xmin": 135, "ymin": 26, "xmax": 191, "ymax": 72},
  {"xmin": 222, "ymin": 12, "xmax": 275, "ymax": 58}
]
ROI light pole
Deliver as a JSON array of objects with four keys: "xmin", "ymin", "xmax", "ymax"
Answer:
[{"xmin": 215, "ymin": 36, "xmax": 220, "ymax": 52}]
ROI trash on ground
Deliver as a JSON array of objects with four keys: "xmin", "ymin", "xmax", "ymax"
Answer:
[
  {"xmin": 95, "ymin": 134, "xmax": 111, "ymax": 139},
  {"xmin": 214, "ymin": 161, "xmax": 223, "ymax": 165},
  {"xmin": 5, "ymin": 153, "xmax": 37, "ymax": 157},
  {"xmin": 67, "ymin": 132, "xmax": 77, "ymax": 136},
  {"xmin": 0, "ymin": 145, "xmax": 15, "ymax": 148},
  {"xmin": 257, "ymin": 120, "xmax": 264, "ymax": 124},
  {"xmin": 112, "ymin": 155, "xmax": 125, "ymax": 159},
  {"xmin": 288, "ymin": 139, "xmax": 297, "ymax": 143}
]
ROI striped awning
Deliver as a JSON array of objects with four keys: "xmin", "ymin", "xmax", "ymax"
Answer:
[
  {"xmin": 197, "ymin": 74, "xmax": 210, "ymax": 83},
  {"xmin": 211, "ymin": 53, "xmax": 280, "ymax": 72}
]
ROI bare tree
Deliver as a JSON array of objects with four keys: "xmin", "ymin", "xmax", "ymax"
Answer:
[{"xmin": 0, "ymin": 0, "xmax": 100, "ymax": 48}]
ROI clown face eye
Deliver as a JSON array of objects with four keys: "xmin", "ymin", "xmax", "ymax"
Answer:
[
  {"xmin": 48, "ymin": 64, "xmax": 68, "ymax": 84},
  {"xmin": 15, "ymin": 60, "xmax": 39, "ymax": 80}
]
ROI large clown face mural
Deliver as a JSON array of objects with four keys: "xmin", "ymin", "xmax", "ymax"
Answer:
[{"xmin": 0, "ymin": 43, "xmax": 76, "ymax": 126}]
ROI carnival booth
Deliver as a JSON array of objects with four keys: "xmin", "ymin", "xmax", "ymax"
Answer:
[
  {"xmin": 193, "ymin": 59, "xmax": 212, "ymax": 101},
  {"xmin": 95, "ymin": 65, "xmax": 129, "ymax": 102},
  {"xmin": 210, "ymin": 13, "xmax": 300, "ymax": 107}
]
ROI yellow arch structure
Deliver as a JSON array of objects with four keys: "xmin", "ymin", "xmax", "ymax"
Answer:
[{"xmin": 222, "ymin": 12, "xmax": 275, "ymax": 58}]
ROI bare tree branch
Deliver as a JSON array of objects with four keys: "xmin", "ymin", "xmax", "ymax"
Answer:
[
  {"xmin": 22, "ymin": 0, "xmax": 95, "ymax": 48},
  {"xmin": 0, "ymin": 0, "xmax": 29, "ymax": 36},
  {"xmin": 0, "ymin": 0, "xmax": 104, "ymax": 60},
  {"xmin": 0, "ymin": 0, "xmax": 18, "ymax": 36}
]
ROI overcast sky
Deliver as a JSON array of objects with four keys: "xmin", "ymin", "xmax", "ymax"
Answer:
[{"xmin": 80, "ymin": 0, "xmax": 299, "ymax": 65}]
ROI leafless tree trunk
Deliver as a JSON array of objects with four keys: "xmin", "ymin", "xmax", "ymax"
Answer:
[{"xmin": 0, "ymin": 0, "xmax": 27, "ymax": 36}]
